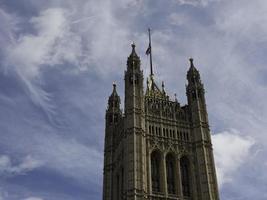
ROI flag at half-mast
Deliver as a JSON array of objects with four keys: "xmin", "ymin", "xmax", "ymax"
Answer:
[
  {"xmin": 146, "ymin": 28, "xmax": 154, "ymax": 76},
  {"xmin": 146, "ymin": 43, "xmax": 151, "ymax": 55},
  {"xmin": 146, "ymin": 28, "xmax": 152, "ymax": 55}
]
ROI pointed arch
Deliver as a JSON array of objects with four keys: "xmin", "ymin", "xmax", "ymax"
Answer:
[
  {"xmin": 166, "ymin": 153, "xmax": 176, "ymax": 194},
  {"xmin": 180, "ymin": 156, "xmax": 191, "ymax": 197},
  {"xmin": 151, "ymin": 150, "xmax": 161, "ymax": 193}
]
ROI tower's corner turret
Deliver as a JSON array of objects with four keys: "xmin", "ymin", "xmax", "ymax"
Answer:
[
  {"xmin": 186, "ymin": 58, "xmax": 209, "ymax": 136},
  {"xmin": 187, "ymin": 58, "xmax": 201, "ymax": 83},
  {"xmin": 106, "ymin": 82, "xmax": 122, "ymax": 126},
  {"xmin": 126, "ymin": 42, "xmax": 141, "ymax": 72},
  {"xmin": 107, "ymin": 83, "xmax": 120, "ymax": 110},
  {"xmin": 124, "ymin": 43, "xmax": 144, "ymax": 115},
  {"xmin": 186, "ymin": 58, "xmax": 205, "ymax": 105}
]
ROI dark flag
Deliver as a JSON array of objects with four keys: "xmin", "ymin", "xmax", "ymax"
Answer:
[{"xmin": 146, "ymin": 43, "xmax": 151, "ymax": 55}]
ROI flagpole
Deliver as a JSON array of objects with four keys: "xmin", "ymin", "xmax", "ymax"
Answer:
[{"xmin": 148, "ymin": 28, "xmax": 153, "ymax": 76}]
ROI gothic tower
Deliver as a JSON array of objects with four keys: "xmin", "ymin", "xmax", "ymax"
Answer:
[{"xmin": 103, "ymin": 43, "xmax": 220, "ymax": 200}]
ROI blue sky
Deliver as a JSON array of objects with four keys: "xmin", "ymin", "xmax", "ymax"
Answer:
[{"xmin": 0, "ymin": 0, "xmax": 266, "ymax": 199}]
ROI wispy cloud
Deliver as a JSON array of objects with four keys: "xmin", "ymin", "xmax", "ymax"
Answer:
[
  {"xmin": 212, "ymin": 130, "xmax": 255, "ymax": 187},
  {"xmin": 0, "ymin": 155, "xmax": 43, "ymax": 177},
  {"xmin": 23, "ymin": 197, "xmax": 43, "ymax": 200},
  {"xmin": 174, "ymin": 0, "xmax": 220, "ymax": 7},
  {"xmin": 2, "ymin": 8, "xmax": 84, "ymax": 120},
  {"xmin": 5, "ymin": 8, "xmax": 70, "ymax": 79}
]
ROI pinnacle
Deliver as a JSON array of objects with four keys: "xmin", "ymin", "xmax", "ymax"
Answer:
[
  {"xmin": 189, "ymin": 58, "xmax": 195, "ymax": 68},
  {"xmin": 130, "ymin": 42, "xmax": 138, "ymax": 57}
]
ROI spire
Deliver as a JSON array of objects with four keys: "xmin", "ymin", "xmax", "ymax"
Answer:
[
  {"xmin": 130, "ymin": 42, "xmax": 137, "ymax": 57},
  {"xmin": 162, "ymin": 81, "xmax": 165, "ymax": 93},
  {"xmin": 127, "ymin": 42, "xmax": 140, "ymax": 69},
  {"xmin": 187, "ymin": 57, "xmax": 200, "ymax": 83},
  {"xmin": 189, "ymin": 57, "xmax": 194, "ymax": 67},
  {"xmin": 108, "ymin": 82, "xmax": 120, "ymax": 109},
  {"xmin": 111, "ymin": 82, "xmax": 118, "ymax": 96},
  {"xmin": 189, "ymin": 58, "xmax": 198, "ymax": 72}
]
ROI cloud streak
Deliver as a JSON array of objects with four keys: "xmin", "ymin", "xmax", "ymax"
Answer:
[{"xmin": 0, "ymin": 155, "xmax": 43, "ymax": 177}]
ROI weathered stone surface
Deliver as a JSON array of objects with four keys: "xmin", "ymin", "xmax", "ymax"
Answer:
[{"xmin": 103, "ymin": 45, "xmax": 220, "ymax": 200}]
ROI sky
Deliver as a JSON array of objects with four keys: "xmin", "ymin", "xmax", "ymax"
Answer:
[{"xmin": 0, "ymin": 0, "xmax": 266, "ymax": 199}]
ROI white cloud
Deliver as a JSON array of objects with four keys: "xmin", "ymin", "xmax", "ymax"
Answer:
[
  {"xmin": 175, "ymin": 0, "xmax": 220, "ymax": 7},
  {"xmin": 169, "ymin": 13, "xmax": 191, "ymax": 26},
  {"xmin": 1, "ymin": 2, "xmax": 136, "ymax": 118},
  {"xmin": 215, "ymin": 0, "xmax": 267, "ymax": 42},
  {"xmin": 36, "ymin": 135, "xmax": 103, "ymax": 183},
  {"xmin": 0, "ymin": 155, "xmax": 43, "ymax": 176},
  {"xmin": 2, "ymin": 8, "xmax": 83, "ymax": 118},
  {"xmin": 0, "ymin": 9, "xmax": 16, "ymax": 51},
  {"xmin": 0, "ymin": 187, "xmax": 10, "ymax": 200},
  {"xmin": 212, "ymin": 130, "xmax": 255, "ymax": 187},
  {"xmin": 6, "ymin": 8, "xmax": 82, "ymax": 79},
  {"xmin": 0, "ymin": 129, "xmax": 103, "ymax": 185},
  {"xmin": 23, "ymin": 197, "xmax": 43, "ymax": 200}
]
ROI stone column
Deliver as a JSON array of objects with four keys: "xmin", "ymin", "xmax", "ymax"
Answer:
[
  {"xmin": 189, "ymin": 156, "xmax": 198, "ymax": 199},
  {"xmin": 147, "ymin": 149, "xmax": 152, "ymax": 195},
  {"xmin": 176, "ymin": 157, "xmax": 183, "ymax": 198},
  {"xmin": 161, "ymin": 153, "xmax": 168, "ymax": 196}
]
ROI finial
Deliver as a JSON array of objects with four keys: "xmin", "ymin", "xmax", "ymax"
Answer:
[
  {"xmin": 161, "ymin": 81, "xmax": 166, "ymax": 94},
  {"xmin": 131, "ymin": 42, "xmax": 136, "ymax": 50},
  {"xmin": 174, "ymin": 93, "xmax": 177, "ymax": 101},
  {"xmin": 189, "ymin": 57, "xmax": 194, "ymax": 67},
  {"xmin": 112, "ymin": 81, "xmax": 116, "ymax": 90},
  {"xmin": 130, "ymin": 42, "xmax": 137, "ymax": 57}
]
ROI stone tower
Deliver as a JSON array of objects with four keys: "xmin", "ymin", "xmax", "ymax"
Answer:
[{"xmin": 103, "ymin": 43, "xmax": 220, "ymax": 200}]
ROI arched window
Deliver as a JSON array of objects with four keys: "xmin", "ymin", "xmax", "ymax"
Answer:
[
  {"xmin": 151, "ymin": 151, "xmax": 161, "ymax": 193},
  {"xmin": 180, "ymin": 156, "xmax": 190, "ymax": 197},
  {"xmin": 166, "ymin": 154, "xmax": 176, "ymax": 194}
]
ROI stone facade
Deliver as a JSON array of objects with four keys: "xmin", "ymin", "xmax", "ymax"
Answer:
[{"xmin": 103, "ymin": 43, "xmax": 220, "ymax": 200}]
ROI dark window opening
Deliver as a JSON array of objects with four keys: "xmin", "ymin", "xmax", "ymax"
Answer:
[
  {"xmin": 109, "ymin": 115, "xmax": 113, "ymax": 124},
  {"xmin": 151, "ymin": 151, "xmax": 161, "ymax": 193},
  {"xmin": 180, "ymin": 157, "xmax": 190, "ymax": 197},
  {"xmin": 114, "ymin": 101, "xmax": 118, "ymax": 107},
  {"xmin": 166, "ymin": 154, "xmax": 176, "ymax": 194},
  {"xmin": 121, "ymin": 168, "xmax": 124, "ymax": 199},
  {"xmin": 192, "ymin": 91, "xmax": 197, "ymax": 100},
  {"xmin": 114, "ymin": 114, "xmax": 118, "ymax": 123}
]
